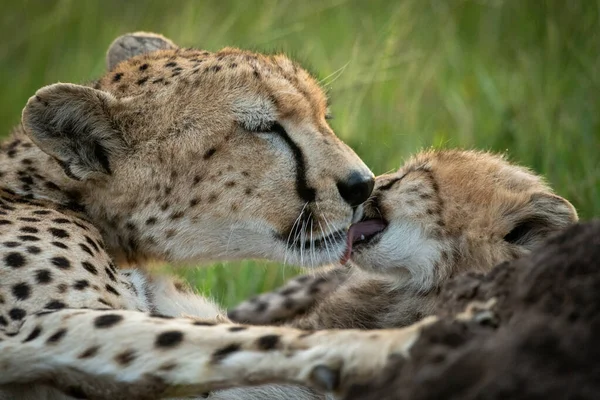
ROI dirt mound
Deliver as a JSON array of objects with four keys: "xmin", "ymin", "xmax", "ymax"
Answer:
[{"xmin": 345, "ymin": 220, "xmax": 600, "ymax": 400}]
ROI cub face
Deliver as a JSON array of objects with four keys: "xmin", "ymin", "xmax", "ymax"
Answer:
[
  {"xmin": 21, "ymin": 32, "xmax": 373, "ymax": 266},
  {"xmin": 348, "ymin": 150, "xmax": 577, "ymax": 290}
]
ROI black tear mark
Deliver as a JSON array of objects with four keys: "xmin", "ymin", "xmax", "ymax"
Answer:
[{"xmin": 269, "ymin": 123, "xmax": 315, "ymax": 202}]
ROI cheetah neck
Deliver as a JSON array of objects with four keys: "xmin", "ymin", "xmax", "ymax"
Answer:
[{"xmin": 0, "ymin": 129, "xmax": 150, "ymax": 265}]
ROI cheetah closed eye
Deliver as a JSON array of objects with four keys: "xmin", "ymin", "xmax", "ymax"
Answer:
[{"xmin": 0, "ymin": 31, "xmax": 375, "ymax": 399}]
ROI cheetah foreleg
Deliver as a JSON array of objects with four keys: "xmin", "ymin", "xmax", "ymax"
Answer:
[{"xmin": 0, "ymin": 309, "xmax": 436, "ymax": 399}]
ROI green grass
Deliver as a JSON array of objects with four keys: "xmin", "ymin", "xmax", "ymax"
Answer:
[{"xmin": 1, "ymin": 0, "xmax": 598, "ymax": 307}]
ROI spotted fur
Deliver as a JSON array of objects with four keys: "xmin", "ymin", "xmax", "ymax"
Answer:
[
  {"xmin": 0, "ymin": 31, "xmax": 374, "ymax": 399},
  {"xmin": 229, "ymin": 150, "xmax": 578, "ymax": 329}
]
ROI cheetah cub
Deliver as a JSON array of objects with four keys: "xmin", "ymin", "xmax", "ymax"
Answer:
[{"xmin": 229, "ymin": 149, "xmax": 578, "ymax": 329}]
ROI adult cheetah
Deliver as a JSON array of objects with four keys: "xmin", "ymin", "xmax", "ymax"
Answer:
[{"xmin": 0, "ymin": 31, "xmax": 374, "ymax": 399}]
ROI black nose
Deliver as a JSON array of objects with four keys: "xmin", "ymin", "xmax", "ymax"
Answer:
[{"xmin": 337, "ymin": 172, "xmax": 375, "ymax": 207}]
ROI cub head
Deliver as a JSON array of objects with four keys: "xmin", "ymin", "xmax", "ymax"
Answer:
[
  {"xmin": 21, "ymin": 32, "xmax": 373, "ymax": 266},
  {"xmin": 346, "ymin": 150, "xmax": 577, "ymax": 290}
]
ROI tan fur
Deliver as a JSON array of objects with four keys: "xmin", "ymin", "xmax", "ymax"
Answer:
[
  {"xmin": 18, "ymin": 32, "xmax": 372, "ymax": 267},
  {"xmin": 230, "ymin": 150, "xmax": 578, "ymax": 329},
  {"xmin": 0, "ymin": 32, "xmax": 374, "ymax": 400}
]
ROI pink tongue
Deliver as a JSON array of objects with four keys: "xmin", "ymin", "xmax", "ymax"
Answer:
[{"xmin": 341, "ymin": 219, "xmax": 387, "ymax": 264}]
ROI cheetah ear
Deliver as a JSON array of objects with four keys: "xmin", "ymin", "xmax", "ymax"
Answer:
[
  {"xmin": 22, "ymin": 83, "xmax": 126, "ymax": 181},
  {"xmin": 504, "ymin": 193, "xmax": 578, "ymax": 249},
  {"xmin": 106, "ymin": 32, "xmax": 178, "ymax": 71}
]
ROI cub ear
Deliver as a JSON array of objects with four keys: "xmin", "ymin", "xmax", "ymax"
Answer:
[
  {"xmin": 106, "ymin": 31, "xmax": 178, "ymax": 71},
  {"xmin": 22, "ymin": 83, "xmax": 126, "ymax": 181},
  {"xmin": 504, "ymin": 192, "xmax": 578, "ymax": 249}
]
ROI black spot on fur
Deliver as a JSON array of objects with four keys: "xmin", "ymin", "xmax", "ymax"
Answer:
[
  {"xmin": 51, "ymin": 257, "xmax": 71, "ymax": 269},
  {"xmin": 212, "ymin": 343, "xmax": 241, "ymax": 362},
  {"xmin": 52, "ymin": 218, "xmax": 70, "ymax": 224},
  {"xmin": 20, "ymin": 226, "xmax": 38, "ymax": 234},
  {"xmin": 26, "ymin": 246, "xmax": 41, "ymax": 254},
  {"xmin": 94, "ymin": 314, "xmax": 123, "ymax": 328},
  {"xmin": 81, "ymin": 262, "xmax": 97, "ymax": 276},
  {"xmin": 165, "ymin": 61, "xmax": 178, "ymax": 68},
  {"xmin": 113, "ymin": 73, "xmax": 123, "ymax": 82},
  {"xmin": 192, "ymin": 321, "xmax": 215, "ymax": 326},
  {"xmin": 105, "ymin": 266, "xmax": 117, "ymax": 282},
  {"xmin": 78, "ymin": 346, "xmax": 99, "ymax": 358},
  {"xmin": 32, "ymin": 210, "xmax": 51, "ymax": 215},
  {"xmin": 12, "ymin": 282, "xmax": 30, "ymax": 300},
  {"xmin": 51, "ymin": 241, "xmax": 68, "ymax": 249},
  {"xmin": 57, "ymin": 283, "xmax": 68, "ymax": 294},
  {"xmin": 170, "ymin": 211, "xmax": 184, "ymax": 219},
  {"xmin": 46, "ymin": 328, "xmax": 67, "ymax": 344},
  {"xmin": 48, "ymin": 227, "xmax": 70, "ymax": 238},
  {"xmin": 139, "ymin": 63, "xmax": 149, "ymax": 71},
  {"xmin": 105, "ymin": 284, "xmax": 120, "ymax": 296},
  {"xmin": 257, "ymin": 334, "xmax": 280, "ymax": 350},
  {"xmin": 45, "ymin": 181, "xmax": 61, "ymax": 191},
  {"xmin": 146, "ymin": 217, "xmax": 157, "ymax": 225},
  {"xmin": 255, "ymin": 301, "xmax": 268, "ymax": 313},
  {"xmin": 79, "ymin": 243, "xmax": 94, "ymax": 256},
  {"xmin": 35, "ymin": 269, "xmax": 52, "ymax": 284},
  {"xmin": 203, "ymin": 148, "xmax": 217, "ymax": 159},
  {"xmin": 9, "ymin": 308, "xmax": 26, "ymax": 320},
  {"xmin": 74, "ymin": 279, "xmax": 89, "ymax": 290},
  {"xmin": 19, "ymin": 175, "xmax": 34, "ymax": 185},
  {"xmin": 98, "ymin": 297, "xmax": 112, "ymax": 306},
  {"xmin": 228, "ymin": 326, "xmax": 247, "ymax": 332},
  {"xmin": 22, "ymin": 326, "xmax": 42, "ymax": 342},
  {"xmin": 45, "ymin": 300, "xmax": 66, "ymax": 310},
  {"xmin": 3, "ymin": 241, "xmax": 19, "ymax": 248},
  {"xmin": 4, "ymin": 252, "xmax": 25, "ymax": 268},
  {"xmin": 115, "ymin": 349, "xmax": 137, "ymax": 366},
  {"xmin": 156, "ymin": 330, "xmax": 184, "ymax": 348},
  {"xmin": 18, "ymin": 235, "xmax": 40, "ymax": 242},
  {"xmin": 137, "ymin": 77, "xmax": 149, "ymax": 86},
  {"xmin": 279, "ymin": 286, "xmax": 300, "ymax": 296},
  {"xmin": 150, "ymin": 313, "xmax": 174, "ymax": 319}
]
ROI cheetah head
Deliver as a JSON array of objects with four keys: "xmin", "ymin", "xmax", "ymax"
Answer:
[
  {"xmin": 345, "ymin": 150, "xmax": 577, "ymax": 291},
  {"xmin": 21, "ymin": 32, "xmax": 373, "ymax": 267}
]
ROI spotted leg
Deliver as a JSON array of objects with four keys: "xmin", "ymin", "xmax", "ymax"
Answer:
[
  {"xmin": 0, "ymin": 308, "xmax": 435, "ymax": 399},
  {"xmin": 228, "ymin": 266, "xmax": 350, "ymax": 325}
]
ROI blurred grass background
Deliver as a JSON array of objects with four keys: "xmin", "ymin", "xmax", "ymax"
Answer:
[{"xmin": 1, "ymin": 0, "xmax": 598, "ymax": 307}]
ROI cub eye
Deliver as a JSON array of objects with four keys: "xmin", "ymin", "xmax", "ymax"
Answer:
[{"xmin": 504, "ymin": 219, "xmax": 537, "ymax": 245}]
